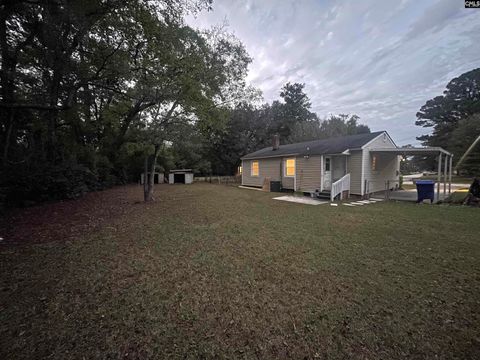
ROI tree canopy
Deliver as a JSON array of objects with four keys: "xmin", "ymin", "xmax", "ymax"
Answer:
[
  {"xmin": 416, "ymin": 68, "xmax": 480, "ymax": 173},
  {"xmin": 0, "ymin": 0, "xmax": 250, "ymax": 205}
]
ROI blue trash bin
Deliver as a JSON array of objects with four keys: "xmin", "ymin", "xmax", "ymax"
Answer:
[{"xmin": 415, "ymin": 180, "xmax": 435, "ymax": 203}]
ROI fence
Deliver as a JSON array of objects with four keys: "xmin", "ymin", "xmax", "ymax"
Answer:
[{"xmin": 195, "ymin": 175, "xmax": 242, "ymax": 186}]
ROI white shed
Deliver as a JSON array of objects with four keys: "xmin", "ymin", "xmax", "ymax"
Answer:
[{"xmin": 168, "ymin": 169, "xmax": 194, "ymax": 184}]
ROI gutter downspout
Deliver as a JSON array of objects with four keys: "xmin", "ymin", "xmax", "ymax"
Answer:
[
  {"xmin": 320, "ymin": 155, "xmax": 324, "ymax": 192},
  {"xmin": 241, "ymin": 160, "xmax": 244, "ymax": 185},
  {"xmin": 294, "ymin": 158, "xmax": 297, "ymax": 191}
]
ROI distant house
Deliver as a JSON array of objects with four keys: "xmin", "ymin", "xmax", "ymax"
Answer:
[{"xmin": 241, "ymin": 131, "xmax": 401, "ymax": 199}]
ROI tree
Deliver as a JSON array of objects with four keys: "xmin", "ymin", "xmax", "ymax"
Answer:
[
  {"xmin": 448, "ymin": 113, "xmax": 480, "ymax": 174},
  {"xmin": 201, "ymin": 82, "xmax": 370, "ymax": 175},
  {"xmin": 133, "ymin": 25, "xmax": 251, "ymax": 201},
  {"xmin": 202, "ymin": 103, "xmax": 267, "ymax": 175},
  {"xmin": 271, "ymin": 82, "xmax": 316, "ymax": 142},
  {"xmin": 290, "ymin": 113, "xmax": 369, "ymax": 143},
  {"xmin": 319, "ymin": 114, "xmax": 370, "ymax": 138},
  {"xmin": 0, "ymin": 0, "xmax": 253, "ymax": 206},
  {"xmin": 415, "ymin": 68, "xmax": 480, "ymax": 173}
]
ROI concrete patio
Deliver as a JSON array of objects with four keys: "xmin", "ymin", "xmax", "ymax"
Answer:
[{"xmin": 373, "ymin": 183, "xmax": 469, "ymax": 203}]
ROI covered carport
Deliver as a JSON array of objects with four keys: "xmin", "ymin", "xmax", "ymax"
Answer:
[{"xmin": 370, "ymin": 147, "xmax": 453, "ymax": 202}]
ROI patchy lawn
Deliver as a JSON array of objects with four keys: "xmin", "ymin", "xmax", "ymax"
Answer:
[{"xmin": 1, "ymin": 183, "xmax": 479, "ymax": 359}]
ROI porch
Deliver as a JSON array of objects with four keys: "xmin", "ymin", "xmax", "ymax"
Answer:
[{"xmin": 316, "ymin": 154, "xmax": 350, "ymax": 201}]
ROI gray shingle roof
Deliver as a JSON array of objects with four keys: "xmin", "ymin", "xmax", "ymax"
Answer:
[{"xmin": 241, "ymin": 131, "xmax": 386, "ymax": 160}]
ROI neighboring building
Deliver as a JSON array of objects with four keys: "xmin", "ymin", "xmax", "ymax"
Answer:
[
  {"xmin": 140, "ymin": 172, "xmax": 164, "ymax": 185},
  {"xmin": 241, "ymin": 131, "xmax": 401, "ymax": 198},
  {"xmin": 168, "ymin": 169, "xmax": 194, "ymax": 184}
]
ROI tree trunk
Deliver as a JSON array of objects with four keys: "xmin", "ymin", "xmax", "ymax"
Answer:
[
  {"xmin": 2, "ymin": 109, "xmax": 14, "ymax": 167},
  {"xmin": 145, "ymin": 145, "xmax": 160, "ymax": 202},
  {"xmin": 143, "ymin": 155, "xmax": 149, "ymax": 201}
]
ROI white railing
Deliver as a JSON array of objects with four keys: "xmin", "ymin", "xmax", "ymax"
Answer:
[{"xmin": 331, "ymin": 173, "xmax": 350, "ymax": 201}]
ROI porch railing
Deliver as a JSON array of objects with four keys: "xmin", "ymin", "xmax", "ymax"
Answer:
[{"xmin": 331, "ymin": 173, "xmax": 350, "ymax": 201}]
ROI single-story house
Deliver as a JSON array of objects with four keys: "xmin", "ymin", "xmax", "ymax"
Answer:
[{"xmin": 241, "ymin": 131, "xmax": 453, "ymax": 200}]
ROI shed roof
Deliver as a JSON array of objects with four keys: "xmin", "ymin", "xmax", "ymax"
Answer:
[
  {"xmin": 170, "ymin": 169, "xmax": 193, "ymax": 173},
  {"xmin": 241, "ymin": 131, "xmax": 386, "ymax": 160}
]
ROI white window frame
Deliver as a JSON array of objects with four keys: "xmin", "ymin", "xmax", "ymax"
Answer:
[
  {"xmin": 284, "ymin": 158, "xmax": 295, "ymax": 177},
  {"xmin": 325, "ymin": 157, "xmax": 331, "ymax": 172},
  {"xmin": 251, "ymin": 161, "xmax": 259, "ymax": 176},
  {"xmin": 371, "ymin": 155, "xmax": 378, "ymax": 171}
]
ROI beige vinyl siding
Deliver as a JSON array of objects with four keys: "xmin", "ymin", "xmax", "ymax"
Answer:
[
  {"xmin": 242, "ymin": 158, "xmax": 281, "ymax": 187},
  {"xmin": 296, "ymin": 155, "xmax": 322, "ymax": 192},
  {"xmin": 348, "ymin": 150, "xmax": 363, "ymax": 195},
  {"xmin": 363, "ymin": 132, "xmax": 399, "ymax": 193},
  {"xmin": 281, "ymin": 174, "xmax": 294, "ymax": 189},
  {"xmin": 332, "ymin": 156, "xmax": 347, "ymax": 181},
  {"xmin": 280, "ymin": 158, "xmax": 295, "ymax": 189},
  {"xmin": 364, "ymin": 132, "xmax": 396, "ymax": 150},
  {"xmin": 364, "ymin": 153, "xmax": 400, "ymax": 193}
]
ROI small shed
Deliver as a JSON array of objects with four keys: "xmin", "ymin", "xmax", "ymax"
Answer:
[
  {"xmin": 141, "ymin": 172, "xmax": 164, "ymax": 185},
  {"xmin": 168, "ymin": 169, "xmax": 194, "ymax": 184}
]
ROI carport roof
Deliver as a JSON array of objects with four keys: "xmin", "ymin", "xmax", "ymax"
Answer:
[{"xmin": 370, "ymin": 147, "xmax": 452, "ymax": 156}]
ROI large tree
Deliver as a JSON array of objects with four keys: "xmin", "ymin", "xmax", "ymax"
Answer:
[
  {"xmin": 134, "ymin": 25, "xmax": 251, "ymax": 201},
  {"xmin": 269, "ymin": 82, "xmax": 317, "ymax": 142},
  {"xmin": 0, "ymin": 0, "xmax": 253, "ymax": 205},
  {"xmin": 415, "ymin": 68, "xmax": 480, "ymax": 173}
]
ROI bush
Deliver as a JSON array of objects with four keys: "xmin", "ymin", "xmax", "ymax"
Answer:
[{"xmin": 3, "ymin": 162, "xmax": 102, "ymax": 207}]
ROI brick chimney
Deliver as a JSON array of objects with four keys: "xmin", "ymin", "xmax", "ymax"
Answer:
[{"xmin": 272, "ymin": 134, "xmax": 280, "ymax": 150}]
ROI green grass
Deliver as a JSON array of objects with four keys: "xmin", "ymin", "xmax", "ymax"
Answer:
[{"xmin": 1, "ymin": 184, "xmax": 480, "ymax": 359}]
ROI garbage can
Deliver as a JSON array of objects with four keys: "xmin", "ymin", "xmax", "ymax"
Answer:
[
  {"xmin": 415, "ymin": 180, "xmax": 435, "ymax": 203},
  {"xmin": 270, "ymin": 181, "xmax": 282, "ymax": 192}
]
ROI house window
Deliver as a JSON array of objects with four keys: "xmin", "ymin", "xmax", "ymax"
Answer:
[
  {"xmin": 285, "ymin": 158, "xmax": 295, "ymax": 177},
  {"xmin": 325, "ymin": 157, "xmax": 331, "ymax": 171},
  {"xmin": 372, "ymin": 155, "xmax": 377, "ymax": 171},
  {"xmin": 251, "ymin": 161, "xmax": 259, "ymax": 176},
  {"xmin": 238, "ymin": 166, "xmax": 242, "ymax": 175}
]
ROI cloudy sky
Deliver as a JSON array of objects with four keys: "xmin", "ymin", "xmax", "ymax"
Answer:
[{"xmin": 187, "ymin": 0, "xmax": 480, "ymax": 145}]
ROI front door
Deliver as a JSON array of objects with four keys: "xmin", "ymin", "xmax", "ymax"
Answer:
[{"xmin": 323, "ymin": 156, "xmax": 331, "ymax": 190}]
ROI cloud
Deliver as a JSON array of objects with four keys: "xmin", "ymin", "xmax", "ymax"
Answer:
[
  {"xmin": 404, "ymin": 0, "xmax": 462, "ymax": 41},
  {"xmin": 187, "ymin": 0, "xmax": 480, "ymax": 144}
]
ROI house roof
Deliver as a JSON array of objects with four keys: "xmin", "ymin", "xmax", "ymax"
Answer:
[{"xmin": 241, "ymin": 131, "xmax": 387, "ymax": 160}]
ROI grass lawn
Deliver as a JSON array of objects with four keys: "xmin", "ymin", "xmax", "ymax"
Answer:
[{"xmin": 1, "ymin": 183, "xmax": 480, "ymax": 359}]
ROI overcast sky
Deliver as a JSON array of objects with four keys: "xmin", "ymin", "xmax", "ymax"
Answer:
[{"xmin": 187, "ymin": 0, "xmax": 480, "ymax": 145}]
